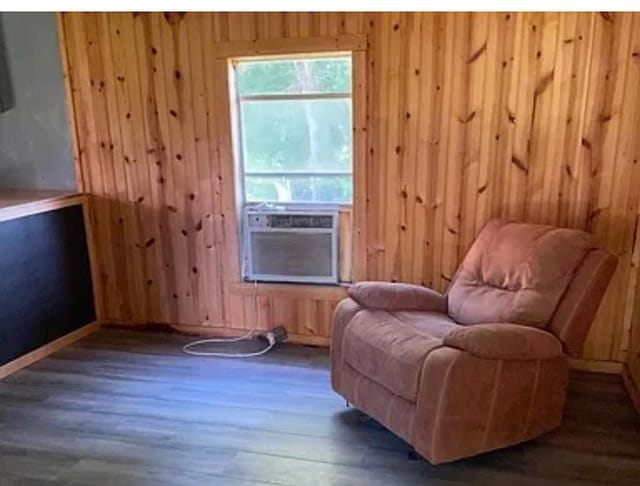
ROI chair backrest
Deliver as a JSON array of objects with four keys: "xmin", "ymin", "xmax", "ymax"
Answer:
[{"xmin": 447, "ymin": 219, "xmax": 617, "ymax": 356}]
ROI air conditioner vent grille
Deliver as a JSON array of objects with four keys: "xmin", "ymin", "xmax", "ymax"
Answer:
[
  {"xmin": 253, "ymin": 214, "xmax": 334, "ymax": 229},
  {"xmin": 251, "ymin": 232, "xmax": 333, "ymax": 277}
]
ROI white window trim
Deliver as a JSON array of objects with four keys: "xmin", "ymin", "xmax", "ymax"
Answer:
[
  {"xmin": 231, "ymin": 53, "xmax": 354, "ymax": 207},
  {"xmin": 239, "ymin": 92, "xmax": 351, "ymax": 102}
]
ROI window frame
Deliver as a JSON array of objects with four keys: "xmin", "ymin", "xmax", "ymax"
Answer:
[
  {"xmin": 215, "ymin": 33, "xmax": 367, "ymax": 283},
  {"xmin": 230, "ymin": 52, "xmax": 355, "ymax": 207}
]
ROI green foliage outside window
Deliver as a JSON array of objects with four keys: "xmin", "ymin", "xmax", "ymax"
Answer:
[
  {"xmin": 236, "ymin": 56, "xmax": 353, "ymax": 204},
  {"xmin": 237, "ymin": 56, "xmax": 351, "ymax": 95}
]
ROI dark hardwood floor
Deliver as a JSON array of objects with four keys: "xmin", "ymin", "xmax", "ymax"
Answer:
[{"xmin": 0, "ymin": 329, "xmax": 638, "ymax": 485}]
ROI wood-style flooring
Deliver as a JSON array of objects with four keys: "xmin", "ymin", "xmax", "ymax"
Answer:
[{"xmin": 0, "ymin": 329, "xmax": 639, "ymax": 485}]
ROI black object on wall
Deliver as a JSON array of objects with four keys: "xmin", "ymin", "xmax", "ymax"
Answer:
[
  {"xmin": 0, "ymin": 16, "xmax": 14, "ymax": 113},
  {"xmin": 0, "ymin": 205, "xmax": 95, "ymax": 366}
]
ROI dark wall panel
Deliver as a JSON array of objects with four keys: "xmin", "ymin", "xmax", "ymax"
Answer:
[{"xmin": 0, "ymin": 205, "xmax": 95, "ymax": 365}]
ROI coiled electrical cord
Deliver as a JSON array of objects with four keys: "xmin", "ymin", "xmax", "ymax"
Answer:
[{"xmin": 182, "ymin": 281, "xmax": 277, "ymax": 358}]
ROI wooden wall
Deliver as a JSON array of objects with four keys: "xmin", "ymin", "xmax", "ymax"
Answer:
[{"xmin": 59, "ymin": 12, "xmax": 640, "ymax": 367}]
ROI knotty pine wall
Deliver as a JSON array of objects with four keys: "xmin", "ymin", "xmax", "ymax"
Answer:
[{"xmin": 59, "ymin": 12, "xmax": 640, "ymax": 369}]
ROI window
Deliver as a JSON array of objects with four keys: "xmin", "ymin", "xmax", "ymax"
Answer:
[{"xmin": 233, "ymin": 54, "xmax": 353, "ymax": 205}]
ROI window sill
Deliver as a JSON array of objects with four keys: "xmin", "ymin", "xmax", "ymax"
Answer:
[{"xmin": 228, "ymin": 281, "xmax": 349, "ymax": 301}]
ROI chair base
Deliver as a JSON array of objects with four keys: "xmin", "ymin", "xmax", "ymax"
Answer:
[{"xmin": 333, "ymin": 349, "xmax": 568, "ymax": 464}]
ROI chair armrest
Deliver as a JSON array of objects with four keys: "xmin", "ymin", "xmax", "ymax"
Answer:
[
  {"xmin": 347, "ymin": 281, "xmax": 447, "ymax": 312},
  {"xmin": 443, "ymin": 323, "xmax": 563, "ymax": 360}
]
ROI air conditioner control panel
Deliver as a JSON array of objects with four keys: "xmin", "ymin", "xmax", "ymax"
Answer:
[
  {"xmin": 246, "ymin": 212, "xmax": 334, "ymax": 229},
  {"xmin": 247, "ymin": 213, "xmax": 270, "ymax": 228}
]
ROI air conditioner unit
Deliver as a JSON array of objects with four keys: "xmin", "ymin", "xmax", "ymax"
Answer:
[{"xmin": 242, "ymin": 206, "xmax": 339, "ymax": 284}]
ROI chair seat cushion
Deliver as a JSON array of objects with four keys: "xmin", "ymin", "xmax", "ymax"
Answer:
[
  {"xmin": 390, "ymin": 310, "xmax": 459, "ymax": 339},
  {"xmin": 342, "ymin": 309, "xmax": 451, "ymax": 402}
]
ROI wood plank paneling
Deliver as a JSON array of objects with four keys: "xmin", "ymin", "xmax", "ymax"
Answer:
[{"xmin": 59, "ymin": 13, "xmax": 640, "ymax": 373}]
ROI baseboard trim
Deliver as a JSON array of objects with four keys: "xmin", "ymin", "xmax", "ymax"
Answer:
[
  {"xmin": 568, "ymin": 358, "xmax": 623, "ymax": 374},
  {"xmin": 0, "ymin": 321, "xmax": 100, "ymax": 380},
  {"xmin": 102, "ymin": 321, "xmax": 331, "ymax": 347},
  {"xmin": 102, "ymin": 322, "xmax": 636, "ymax": 360},
  {"xmin": 622, "ymin": 364, "xmax": 640, "ymax": 414}
]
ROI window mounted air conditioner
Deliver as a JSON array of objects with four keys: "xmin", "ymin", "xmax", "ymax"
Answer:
[{"xmin": 242, "ymin": 206, "xmax": 339, "ymax": 284}]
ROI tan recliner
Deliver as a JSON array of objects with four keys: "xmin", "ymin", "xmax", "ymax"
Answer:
[{"xmin": 331, "ymin": 219, "xmax": 617, "ymax": 464}]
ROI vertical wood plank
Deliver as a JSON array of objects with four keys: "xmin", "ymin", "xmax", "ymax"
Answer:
[{"xmin": 351, "ymin": 49, "xmax": 367, "ymax": 282}]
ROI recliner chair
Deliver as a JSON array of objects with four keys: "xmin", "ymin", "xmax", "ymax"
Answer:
[{"xmin": 331, "ymin": 219, "xmax": 617, "ymax": 464}]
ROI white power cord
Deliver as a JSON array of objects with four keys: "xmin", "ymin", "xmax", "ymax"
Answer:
[{"xmin": 182, "ymin": 281, "xmax": 278, "ymax": 358}]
